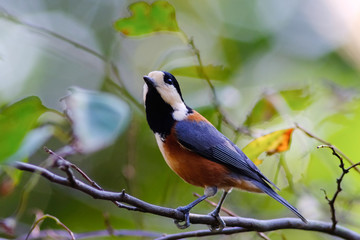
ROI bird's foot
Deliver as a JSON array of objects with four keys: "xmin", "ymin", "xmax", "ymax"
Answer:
[
  {"xmin": 208, "ymin": 210, "xmax": 226, "ymax": 232},
  {"xmin": 174, "ymin": 206, "xmax": 191, "ymax": 229}
]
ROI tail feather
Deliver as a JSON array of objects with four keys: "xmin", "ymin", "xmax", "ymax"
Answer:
[{"xmin": 253, "ymin": 181, "xmax": 308, "ymax": 223}]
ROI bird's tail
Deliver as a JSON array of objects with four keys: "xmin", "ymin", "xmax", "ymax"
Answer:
[{"xmin": 253, "ymin": 181, "xmax": 308, "ymax": 223}]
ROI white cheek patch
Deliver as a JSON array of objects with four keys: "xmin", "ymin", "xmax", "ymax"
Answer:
[
  {"xmin": 172, "ymin": 103, "xmax": 188, "ymax": 121},
  {"xmin": 157, "ymin": 85, "xmax": 188, "ymax": 121}
]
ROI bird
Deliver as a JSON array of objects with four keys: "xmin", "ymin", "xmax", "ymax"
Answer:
[{"xmin": 142, "ymin": 71, "xmax": 307, "ymax": 230}]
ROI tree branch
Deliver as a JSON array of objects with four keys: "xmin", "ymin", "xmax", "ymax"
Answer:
[
  {"xmin": 12, "ymin": 162, "xmax": 360, "ymax": 240},
  {"xmin": 317, "ymin": 145, "xmax": 360, "ymax": 230}
]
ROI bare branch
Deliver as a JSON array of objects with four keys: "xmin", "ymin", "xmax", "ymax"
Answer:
[
  {"xmin": 156, "ymin": 218, "xmax": 360, "ymax": 240},
  {"xmin": 12, "ymin": 161, "xmax": 360, "ymax": 240},
  {"xmin": 317, "ymin": 145, "xmax": 360, "ymax": 230}
]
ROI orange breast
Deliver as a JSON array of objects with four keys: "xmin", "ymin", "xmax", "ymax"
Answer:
[
  {"xmin": 162, "ymin": 129, "xmax": 232, "ymax": 188},
  {"xmin": 160, "ymin": 111, "xmax": 262, "ymax": 192}
]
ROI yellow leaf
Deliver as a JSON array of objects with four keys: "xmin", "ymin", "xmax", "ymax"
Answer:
[{"xmin": 242, "ymin": 128, "xmax": 294, "ymax": 165}]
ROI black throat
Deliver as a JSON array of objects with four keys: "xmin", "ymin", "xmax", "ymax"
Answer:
[
  {"xmin": 144, "ymin": 86, "xmax": 192, "ymax": 138},
  {"xmin": 145, "ymin": 88, "xmax": 176, "ymax": 137}
]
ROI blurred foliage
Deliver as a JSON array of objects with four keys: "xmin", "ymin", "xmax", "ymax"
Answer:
[
  {"xmin": 62, "ymin": 87, "xmax": 131, "ymax": 154},
  {"xmin": 171, "ymin": 65, "xmax": 232, "ymax": 81},
  {"xmin": 114, "ymin": 1, "xmax": 179, "ymax": 36},
  {"xmin": 0, "ymin": 0, "xmax": 360, "ymax": 239},
  {"xmin": 0, "ymin": 97, "xmax": 49, "ymax": 163}
]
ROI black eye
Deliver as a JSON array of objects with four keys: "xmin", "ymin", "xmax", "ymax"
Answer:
[{"xmin": 164, "ymin": 78, "xmax": 173, "ymax": 85}]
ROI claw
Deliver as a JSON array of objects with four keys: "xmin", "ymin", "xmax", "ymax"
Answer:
[
  {"xmin": 208, "ymin": 210, "xmax": 226, "ymax": 232},
  {"xmin": 174, "ymin": 207, "xmax": 191, "ymax": 229}
]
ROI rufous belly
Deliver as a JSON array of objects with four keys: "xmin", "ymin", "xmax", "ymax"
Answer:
[{"xmin": 155, "ymin": 130, "xmax": 262, "ymax": 193}]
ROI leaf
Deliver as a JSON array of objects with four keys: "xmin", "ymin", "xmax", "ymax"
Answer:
[
  {"xmin": 280, "ymin": 88, "xmax": 312, "ymax": 111},
  {"xmin": 114, "ymin": 1, "xmax": 179, "ymax": 36},
  {"xmin": 170, "ymin": 65, "xmax": 232, "ymax": 81},
  {"xmin": 0, "ymin": 96, "xmax": 48, "ymax": 163},
  {"xmin": 243, "ymin": 128, "xmax": 295, "ymax": 164},
  {"xmin": 5, "ymin": 126, "xmax": 54, "ymax": 163},
  {"xmin": 244, "ymin": 97, "xmax": 278, "ymax": 126},
  {"xmin": 61, "ymin": 87, "xmax": 131, "ymax": 154}
]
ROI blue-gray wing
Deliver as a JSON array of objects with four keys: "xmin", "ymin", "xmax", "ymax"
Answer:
[{"xmin": 175, "ymin": 119, "xmax": 278, "ymax": 189}]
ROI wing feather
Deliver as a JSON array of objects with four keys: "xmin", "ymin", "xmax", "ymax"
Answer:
[{"xmin": 175, "ymin": 120, "xmax": 276, "ymax": 188}]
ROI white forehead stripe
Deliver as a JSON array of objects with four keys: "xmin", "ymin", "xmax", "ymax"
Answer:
[{"xmin": 148, "ymin": 71, "xmax": 165, "ymax": 85}]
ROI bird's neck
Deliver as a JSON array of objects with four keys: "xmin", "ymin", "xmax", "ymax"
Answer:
[{"xmin": 172, "ymin": 102, "xmax": 190, "ymax": 121}]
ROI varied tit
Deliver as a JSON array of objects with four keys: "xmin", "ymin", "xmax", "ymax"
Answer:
[{"xmin": 142, "ymin": 71, "xmax": 307, "ymax": 230}]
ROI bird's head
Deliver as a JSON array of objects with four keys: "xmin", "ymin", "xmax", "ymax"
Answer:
[
  {"xmin": 143, "ymin": 71, "xmax": 183, "ymax": 106},
  {"xmin": 143, "ymin": 71, "xmax": 190, "ymax": 122}
]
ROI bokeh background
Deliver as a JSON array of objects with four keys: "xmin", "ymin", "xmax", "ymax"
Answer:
[{"xmin": 1, "ymin": 0, "xmax": 360, "ymax": 239}]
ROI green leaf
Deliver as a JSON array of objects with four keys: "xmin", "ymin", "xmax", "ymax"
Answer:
[
  {"xmin": 6, "ymin": 126, "xmax": 54, "ymax": 163},
  {"xmin": 280, "ymin": 88, "xmax": 312, "ymax": 111},
  {"xmin": 243, "ymin": 128, "xmax": 294, "ymax": 165},
  {"xmin": 244, "ymin": 97, "xmax": 278, "ymax": 127},
  {"xmin": 114, "ymin": 1, "xmax": 179, "ymax": 36},
  {"xmin": 170, "ymin": 65, "xmax": 232, "ymax": 81},
  {"xmin": 0, "ymin": 96, "xmax": 48, "ymax": 163},
  {"xmin": 61, "ymin": 87, "xmax": 131, "ymax": 154}
]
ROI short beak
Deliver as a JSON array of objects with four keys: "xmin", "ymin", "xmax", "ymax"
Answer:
[{"xmin": 143, "ymin": 76, "xmax": 156, "ymax": 88}]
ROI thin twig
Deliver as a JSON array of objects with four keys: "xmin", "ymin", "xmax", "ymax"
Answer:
[
  {"xmin": 70, "ymin": 164, "xmax": 102, "ymax": 190},
  {"xmin": 25, "ymin": 214, "xmax": 75, "ymax": 240},
  {"xmin": 317, "ymin": 145, "xmax": 360, "ymax": 231}
]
